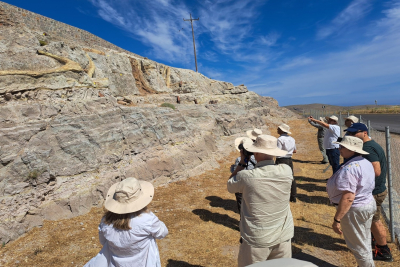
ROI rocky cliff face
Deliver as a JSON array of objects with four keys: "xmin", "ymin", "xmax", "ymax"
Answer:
[{"xmin": 0, "ymin": 5, "xmax": 295, "ymax": 243}]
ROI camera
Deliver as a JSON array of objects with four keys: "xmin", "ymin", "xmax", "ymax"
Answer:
[{"xmin": 238, "ymin": 143, "xmax": 254, "ymax": 158}]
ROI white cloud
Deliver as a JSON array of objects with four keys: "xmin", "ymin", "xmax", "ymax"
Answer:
[
  {"xmin": 240, "ymin": 2, "xmax": 400, "ymax": 105},
  {"xmin": 89, "ymin": 0, "xmax": 193, "ymax": 64},
  {"xmin": 316, "ymin": 0, "xmax": 372, "ymax": 39},
  {"xmin": 259, "ymin": 32, "xmax": 280, "ymax": 46}
]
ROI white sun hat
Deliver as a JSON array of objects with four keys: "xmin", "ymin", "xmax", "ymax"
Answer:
[
  {"xmin": 243, "ymin": 134, "xmax": 287, "ymax": 157},
  {"xmin": 344, "ymin": 115, "xmax": 359, "ymax": 123},
  {"xmin": 104, "ymin": 177, "xmax": 154, "ymax": 214},
  {"xmin": 246, "ymin": 128, "xmax": 263, "ymax": 140},
  {"xmin": 278, "ymin": 123, "xmax": 292, "ymax": 134},
  {"xmin": 319, "ymin": 117, "xmax": 327, "ymax": 123},
  {"xmin": 325, "ymin": 115, "xmax": 338, "ymax": 122},
  {"xmin": 234, "ymin": 137, "xmax": 253, "ymax": 151},
  {"xmin": 334, "ymin": 136, "xmax": 369, "ymax": 155}
]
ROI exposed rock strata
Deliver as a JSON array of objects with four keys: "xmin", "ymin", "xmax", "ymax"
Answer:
[{"xmin": 0, "ymin": 16, "xmax": 296, "ymax": 244}]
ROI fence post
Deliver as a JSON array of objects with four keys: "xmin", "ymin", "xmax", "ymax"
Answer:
[
  {"xmin": 359, "ymin": 115, "xmax": 362, "ymax": 123},
  {"xmin": 385, "ymin": 126, "xmax": 395, "ymax": 242},
  {"xmin": 367, "ymin": 120, "xmax": 371, "ymax": 132},
  {"xmin": 347, "ymin": 111, "xmax": 349, "ymax": 117}
]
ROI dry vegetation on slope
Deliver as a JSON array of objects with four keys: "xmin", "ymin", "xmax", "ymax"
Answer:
[{"xmin": 0, "ymin": 119, "xmax": 398, "ymax": 267}]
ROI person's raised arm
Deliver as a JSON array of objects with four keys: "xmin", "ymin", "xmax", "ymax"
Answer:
[{"xmin": 308, "ymin": 116, "xmax": 329, "ymax": 129}]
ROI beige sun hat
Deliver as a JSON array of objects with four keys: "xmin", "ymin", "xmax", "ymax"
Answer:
[
  {"xmin": 319, "ymin": 117, "xmax": 327, "ymax": 123},
  {"xmin": 334, "ymin": 136, "xmax": 369, "ymax": 155},
  {"xmin": 104, "ymin": 177, "xmax": 154, "ymax": 214},
  {"xmin": 246, "ymin": 128, "xmax": 262, "ymax": 140},
  {"xmin": 278, "ymin": 123, "xmax": 291, "ymax": 134},
  {"xmin": 325, "ymin": 115, "xmax": 338, "ymax": 122},
  {"xmin": 243, "ymin": 134, "xmax": 287, "ymax": 157},
  {"xmin": 235, "ymin": 137, "xmax": 252, "ymax": 151},
  {"xmin": 345, "ymin": 115, "xmax": 359, "ymax": 123}
]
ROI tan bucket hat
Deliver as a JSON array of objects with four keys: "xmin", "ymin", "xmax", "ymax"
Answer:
[
  {"xmin": 246, "ymin": 128, "xmax": 262, "ymax": 140},
  {"xmin": 243, "ymin": 134, "xmax": 287, "ymax": 157},
  {"xmin": 334, "ymin": 136, "xmax": 369, "ymax": 155},
  {"xmin": 235, "ymin": 137, "xmax": 252, "ymax": 151},
  {"xmin": 325, "ymin": 115, "xmax": 338, "ymax": 122},
  {"xmin": 278, "ymin": 123, "xmax": 291, "ymax": 134},
  {"xmin": 104, "ymin": 177, "xmax": 154, "ymax": 214},
  {"xmin": 345, "ymin": 115, "xmax": 359, "ymax": 123}
]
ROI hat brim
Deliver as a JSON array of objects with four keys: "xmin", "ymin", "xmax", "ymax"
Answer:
[
  {"xmin": 243, "ymin": 140, "xmax": 288, "ymax": 157},
  {"xmin": 104, "ymin": 180, "xmax": 154, "ymax": 214},
  {"xmin": 334, "ymin": 142, "xmax": 369, "ymax": 155},
  {"xmin": 278, "ymin": 126, "xmax": 291, "ymax": 134},
  {"xmin": 235, "ymin": 137, "xmax": 252, "ymax": 151},
  {"xmin": 246, "ymin": 130, "xmax": 258, "ymax": 140},
  {"xmin": 326, "ymin": 116, "xmax": 338, "ymax": 122}
]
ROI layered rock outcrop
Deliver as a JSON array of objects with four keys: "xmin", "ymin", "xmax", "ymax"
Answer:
[{"xmin": 0, "ymin": 2, "xmax": 296, "ymax": 243}]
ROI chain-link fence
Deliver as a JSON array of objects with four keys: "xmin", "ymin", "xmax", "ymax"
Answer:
[
  {"xmin": 359, "ymin": 116, "xmax": 399, "ymax": 244},
  {"xmin": 302, "ymin": 110, "xmax": 399, "ymax": 244}
]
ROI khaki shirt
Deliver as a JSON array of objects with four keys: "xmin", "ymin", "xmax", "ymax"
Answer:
[{"xmin": 227, "ymin": 160, "xmax": 294, "ymax": 248}]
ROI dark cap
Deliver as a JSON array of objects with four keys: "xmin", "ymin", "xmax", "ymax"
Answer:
[{"xmin": 344, "ymin": 123, "xmax": 368, "ymax": 133}]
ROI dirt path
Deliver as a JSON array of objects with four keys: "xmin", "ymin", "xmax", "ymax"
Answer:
[{"xmin": 1, "ymin": 119, "xmax": 398, "ymax": 266}]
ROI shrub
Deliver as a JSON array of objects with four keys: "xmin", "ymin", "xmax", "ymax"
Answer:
[{"xmin": 160, "ymin": 103, "xmax": 175, "ymax": 110}]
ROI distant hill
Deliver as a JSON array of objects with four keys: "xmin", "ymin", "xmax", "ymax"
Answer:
[{"xmin": 284, "ymin": 104, "xmax": 400, "ymax": 114}]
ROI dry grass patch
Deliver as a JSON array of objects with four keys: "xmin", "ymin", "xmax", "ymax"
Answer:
[{"xmin": 0, "ymin": 119, "xmax": 398, "ymax": 267}]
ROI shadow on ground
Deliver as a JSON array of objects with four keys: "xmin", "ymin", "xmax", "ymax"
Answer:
[
  {"xmin": 166, "ymin": 259, "xmax": 204, "ymax": 267},
  {"xmin": 205, "ymin": 196, "xmax": 238, "ymax": 214},
  {"xmin": 293, "ymin": 159, "xmax": 326, "ymax": 164},
  {"xmin": 192, "ymin": 209, "xmax": 239, "ymax": 231},
  {"xmin": 294, "ymin": 226, "xmax": 347, "ymax": 251},
  {"xmin": 297, "ymin": 193, "xmax": 330, "ymax": 205},
  {"xmin": 293, "ymin": 251, "xmax": 338, "ymax": 267},
  {"xmin": 297, "ymin": 183, "xmax": 327, "ymax": 193},
  {"xmin": 294, "ymin": 176, "xmax": 327, "ymax": 183}
]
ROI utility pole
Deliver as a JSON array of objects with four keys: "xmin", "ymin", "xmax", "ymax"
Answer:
[{"xmin": 183, "ymin": 13, "xmax": 199, "ymax": 72}]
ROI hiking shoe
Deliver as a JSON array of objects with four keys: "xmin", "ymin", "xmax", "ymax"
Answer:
[{"xmin": 373, "ymin": 245, "xmax": 393, "ymax": 262}]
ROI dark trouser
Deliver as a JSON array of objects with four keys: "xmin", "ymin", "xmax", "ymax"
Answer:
[
  {"xmin": 326, "ymin": 148, "xmax": 340, "ymax": 174},
  {"xmin": 275, "ymin": 157, "xmax": 296, "ymax": 201}
]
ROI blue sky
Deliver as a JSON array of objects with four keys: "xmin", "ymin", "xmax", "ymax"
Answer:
[{"xmin": 4, "ymin": 0, "xmax": 400, "ymax": 106}]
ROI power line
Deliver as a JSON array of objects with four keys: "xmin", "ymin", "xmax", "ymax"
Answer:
[{"xmin": 183, "ymin": 13, "xmax": 199, "ymax": 72}]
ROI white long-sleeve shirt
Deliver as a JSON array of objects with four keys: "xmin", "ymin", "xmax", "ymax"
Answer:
[
  {"xmin": 84, "ymin": 211, "xmax": 168, "ymax": 267},
  {"xmin": 277, "ymin": 134, "xmax": 296, "ymax": 158}
]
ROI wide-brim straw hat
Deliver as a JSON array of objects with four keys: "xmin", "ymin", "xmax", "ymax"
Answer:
[
  {"xmin": 235, "ymin": 137, "xmax": 252, "ymax": 151},
  {"xmin": 243, "ymin": 134, "xmax": 287, "ymax": 157},
  {"xmin": 319, "ymin": 117, "xmax": 327, "ymax": 123},
  {"xmin": 278, "ymin": 123, "xmax": 291, "ymax": 134},
  {"xmin": 334, "ymin": 136, "xmax": 369, "ymax": 155},
  {"xmin": 104, "ymin": 177, "xmax": 154, "ymax": 214},
  {"xmin": 325, "ymin": 115, "xmax": 338, "ymax": 122},
  {"xmin": 344, "ymin": 115, "xmax": 359, "ymax": 123},
  {"xmin": 246, "ymin": 128, "xmax": 262, "ymax": 140}
]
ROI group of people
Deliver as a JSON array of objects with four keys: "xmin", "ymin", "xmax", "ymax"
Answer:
[
  {"xmin": 83, "ymin": 117, "xmax": 392, "ymax": 267},
  {"xmin": 308, "ymin": 115, "xmax": 392, "ymax": 266}
]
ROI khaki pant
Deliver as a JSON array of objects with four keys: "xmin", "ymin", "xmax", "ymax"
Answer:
[
  {"xmin": 238, "ymin": 239, "xmax": 292, "ymax": 267},
  {"xmin": 373, "ymin": 190, "xmax": 387, "ymax": 222},
  {"xmin": 340, "ymin": 200, "xmax": 376, "ymax": 267}
]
